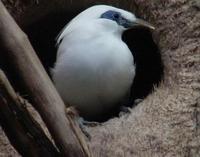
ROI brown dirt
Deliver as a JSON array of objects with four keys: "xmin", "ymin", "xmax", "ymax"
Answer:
[{"xmin": 1, "ymin": 0, "xmax": 200, "ymax": 156}]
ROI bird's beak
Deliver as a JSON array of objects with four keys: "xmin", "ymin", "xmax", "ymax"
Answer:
[{"xmin": 130, "ymin": 18, "xmax": 155, "ymax": 30}]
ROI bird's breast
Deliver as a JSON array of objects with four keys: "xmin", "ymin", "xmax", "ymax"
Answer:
[{"xmin": 53, "ymin": 33, "xmax": 135, "ymax": 118}]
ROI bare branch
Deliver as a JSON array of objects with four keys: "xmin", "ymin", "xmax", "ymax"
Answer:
[{"xmin": 0, "ymin": 69, "xmax": 60, "ymax": 157}]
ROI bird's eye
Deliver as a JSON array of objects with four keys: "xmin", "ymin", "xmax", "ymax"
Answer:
[
  {"xmin": 100, "ymin": 11, "xmax": 121, "ymax": 22},
  {"xmin": 113, "ymin": 13, "xmax": 120, "ymax": 19}
]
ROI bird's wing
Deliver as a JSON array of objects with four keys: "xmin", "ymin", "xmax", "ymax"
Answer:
[{"xmin": 55, "ymin": 24, "xmax": 69, "ymax": 47}]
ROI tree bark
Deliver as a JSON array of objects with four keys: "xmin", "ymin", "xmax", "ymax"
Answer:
[
  {"xmin": 0, "ymin": 1, "xmax": 91, "ymax": 157},
  {"xmin": 0, "ymin": 69, "xmax": 60, "ymax": 157}
]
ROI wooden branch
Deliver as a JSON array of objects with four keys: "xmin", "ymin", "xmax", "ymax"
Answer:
[
  {"xmin": 0, "ymin": 1, "xmax": 91, "ymax": 157},
  {"xmin": 0, "ymin": 69, "xmax": 60, "ymax": 157}
]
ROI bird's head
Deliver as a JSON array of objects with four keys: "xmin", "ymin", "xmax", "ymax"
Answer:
[
  {"xmin": 99, "ymin": 7, "xmax": 155, "ymax": 31},
  {"xmin": 57, "ymin": 5, "xmax": 155, "ymax": 44}
]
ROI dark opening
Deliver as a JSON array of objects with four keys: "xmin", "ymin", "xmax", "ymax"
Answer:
[
  {"xmin": 23, "ymin": 10, "xmax": 84, "ymax": 74},
  {"xmin": 122, "ymin": 28, "xmax": 163, "ymax": 101},
  {"xmin": 21, "ymin": 10, "xmax": 163, "ymax": 122}
]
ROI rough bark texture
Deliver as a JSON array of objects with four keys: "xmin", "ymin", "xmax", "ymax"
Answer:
[
  {"xmin": 0, "ymin": 70, "xmax": 60, "ymax": 157},
  {"xmin": 0, "ymin": 0, "xmax": 200, "ymax": 156}
]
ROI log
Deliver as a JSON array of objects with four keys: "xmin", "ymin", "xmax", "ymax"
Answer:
[
  {"xmin": 0, "ymin": 1, "xmax": 91, "ymax": 157},
  {"xmin": 0, "ymin": 69, "xmax": 60, "ymax": 157}
]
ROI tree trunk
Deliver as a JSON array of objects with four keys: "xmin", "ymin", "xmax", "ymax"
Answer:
[{"xmin": 1, "ymin": 0, "xmax": 200, "ymax": 156}]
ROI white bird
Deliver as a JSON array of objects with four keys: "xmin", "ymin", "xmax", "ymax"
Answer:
[{"xmin": 52, "ymin": 5, "xmax": 154, "ymax": 120}]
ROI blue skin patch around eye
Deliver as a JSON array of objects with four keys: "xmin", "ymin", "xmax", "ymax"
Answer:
[{"xmin": 100, "ymin": 10, "xmax": 131, "ymax": 28}]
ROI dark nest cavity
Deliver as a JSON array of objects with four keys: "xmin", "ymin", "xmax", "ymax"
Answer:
[{"xmin": 22, "ymin": 10, "xmax": 163, "ymax": 122}]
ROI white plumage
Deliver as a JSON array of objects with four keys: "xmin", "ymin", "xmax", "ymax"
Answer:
[{"xmin": 52, "ymin": 5, "xmax": 154, "ymax": 119}]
